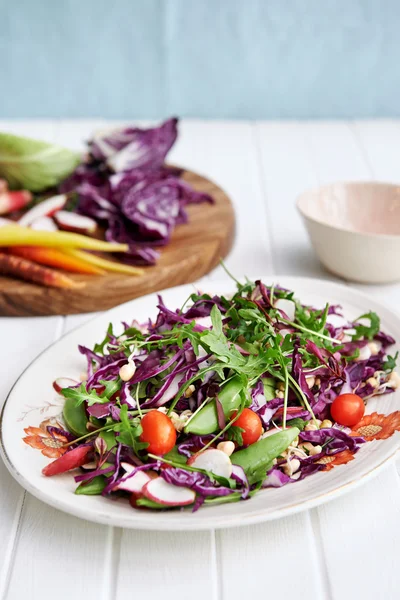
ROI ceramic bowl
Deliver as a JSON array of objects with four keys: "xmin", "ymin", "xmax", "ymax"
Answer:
[{"xmin": 297, "ymin": 182, "xmax": 400, "ymax": 283}]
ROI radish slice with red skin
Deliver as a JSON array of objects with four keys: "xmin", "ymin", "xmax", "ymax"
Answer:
[
  {"xmin": 188, "ymin": 448, "xmax": 233, "ymax": 478},
  {"xmin": 143, "ymin": 477, "xmax": 196, "ymax": 506},
  {"xmin": 0, "ymin": 190, "xmax": 32, "ymax": 215},
  {"xmin": 19, "ymin": 194, "xmax": 67, "ymax": 226},
  {"xmin": 54, "ymin": 211, "xmax": 97, "ymax": 235},
  {"xmin": 53, "ymin": 377, "xmax": 79, "ymax": 394},
  {"xmin": 113, "ymin": 470, "xmax": 152, "ymax": 493},
  {"xmin": 30, "ymin": 216, "xmax": 58, "ymax": 231}
]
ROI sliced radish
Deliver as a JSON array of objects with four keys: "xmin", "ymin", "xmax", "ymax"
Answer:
[
  {"xmin": 19, "ymin": 194, "xmax": 67, "ymax": 226},
  {"xmin": 54, "ymin": 211, "xmax": 97, "ymax": 235},
  {"xmin": 121, "ymin": 461, "xmax": 136, "ymax": 474},
  {"xmin": 114, "ymin": 470, "xmax": 151, "ymax": 493},
  {"xmin": 53, "ymin": 377, "xmax": 79, "ymax": 394},
  {"xmin": 81, "ymin": 461, "xmax": 98, "ymax": 470},
  {"xmin": 42, "ymin": 445, "xmax": 92, "ymax": 476},
  {"xmin": 356, "ymin": 345, "xmax": 372, "ymax": 362},
  {"xmin": 0, "ymin": 217, "xmax": 13, "ymax": 227},
  {"xmin": 30, "ymin": 216, "xmax": 58, "ymax": 231},
  {"xmin": 326, "ymin": 314, "xmax": 348, "ymax": 329},
  {"xmin": 143, "ymin": 477, "xmax": 195, "ymax": 506},
  {"xmin": 188, "ymin": 448, "xmax": 233, "ymax": 478},
  {"xmin": 0, "ymin": 190, "xmax": 32, "ymax": 215},
  {"xmin": 275, "ymin": 299, "xmax": 296, "ymax": 322},
  {"xmin": 279, "ymin": 328, "xmax": 293, "ymax": 338}
]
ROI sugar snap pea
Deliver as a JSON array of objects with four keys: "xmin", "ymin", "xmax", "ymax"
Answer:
[
  {"xmin": 231, "ymin": 427, "xmax": 299, "ymax": 485},
  {"xmin": 184, "ymin": 375, "xmax": 243, "ymax": 435},
  {"xmin": 75, "ymin": 475, "xmax": 106, "ymax": 495},
  {"xmin": 63, "ymin": 397, "xmax": 88, "ymax": 437}
]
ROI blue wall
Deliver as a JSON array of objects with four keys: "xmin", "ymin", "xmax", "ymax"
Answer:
[{"xmin": 1, "ymin": 0, "xmax": 399, "ymax": 119}]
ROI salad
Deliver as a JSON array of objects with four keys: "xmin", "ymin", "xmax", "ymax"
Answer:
[{"xmin": 28, "ymin": 276, "xmax": 399, "ymax": 511}]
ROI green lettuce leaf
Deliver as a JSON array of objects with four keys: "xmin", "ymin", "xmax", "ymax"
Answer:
[{"xmin": 0, "ymin": 132, "xmax": 80, "ymax": 191}]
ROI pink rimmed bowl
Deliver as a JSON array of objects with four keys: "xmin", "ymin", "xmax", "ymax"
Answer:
[{"xmin": 297, "ymin": 182, "xmax": 400, "ymax": 283}]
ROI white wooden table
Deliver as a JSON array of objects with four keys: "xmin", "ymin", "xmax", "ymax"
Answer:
[{"xmin": 1, "ymin": 119, "xmax": 400, "ymax": 600}]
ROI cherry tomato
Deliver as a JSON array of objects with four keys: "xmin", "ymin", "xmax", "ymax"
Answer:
[
  {"xmin": 140, "ymin": 411, "xmax": 176, "ymax": 455},
  {"xmin": 233, "ymin": 408, "xmax": 262, "ymax": 446},
  {"xmin": 330, "ymin": 393, "xmax": 365, "ymax": 426},
  {"xmin": 42, "ymin": 445, "xmax": 92, "ymax": 477}
]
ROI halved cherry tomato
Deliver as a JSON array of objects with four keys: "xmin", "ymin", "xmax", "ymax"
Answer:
[
  {"xmin": 233, "ymin": 408, "xmax": 262, "ymax": 446},
  {"xmin": 330, "ymin": 393, "xmax": 365, "ymax": 426},
  {"xmin": 42, "ymin": 445, "xmax": 92, "ymax": 476},
  {"xmin": 139, "ymin": 411, "xmax": 176, "ymax": 455}
]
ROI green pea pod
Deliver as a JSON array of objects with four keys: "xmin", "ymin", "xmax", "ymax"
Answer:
[
  {"xmin": 163, "ymin": 446, "xmax": 188, "ymax": 465},
  {"xmin": 184, "ymin": 376, "xmax": 243, "ymax": 436},
  {"xmin": 231, "ymin": 427, "xmax": 300, "ymax": 485},
  {"xmin": 75, "ymin": 475, "xmax": 106, "ymax": 495},
  {"xmin": 136, "ymin": 497, "xmax": 168, "ymax": 509},
  {"xmin": 263, "ymin": 378, "xmax": 276, "ymax": 401},
  {"xmin": 99, "ymin": 429, "xmax": 117, "ymax": 450},
  {"xmin": 63, "ymin": 397, "xmax": 88, "ymax": 437}
]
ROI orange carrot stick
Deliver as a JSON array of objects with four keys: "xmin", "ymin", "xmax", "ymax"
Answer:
[
  {"xmin": 0, "ymin": 253, "xmax": 85, "ymax": 289},
  {"xmin": 9, "ymin": 246, "xmax": 105, "ymax": 275}
]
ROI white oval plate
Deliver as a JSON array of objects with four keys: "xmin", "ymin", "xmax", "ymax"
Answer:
[{"xmin": 1, "ymin": 277, "xmax": 400, "ymax": 531}]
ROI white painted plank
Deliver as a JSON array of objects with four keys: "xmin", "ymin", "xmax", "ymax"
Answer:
[
  {"xmin": 0, "ymin": 120, "xmax": 57, "ymax": 143},
  {"xmin": 317, "ymin": 464, "xmax": 400, "ymax": 600},
  {"xmin": 0, "ymin": 315, "xmax": 63, "ymax": 597},
  {"xmin": 170, "ymin": 121, "xmax": 273, "ymax": 280},
  {"xmin": 296, "ymin": 120, "xmax": 400, "ymax": 597},
  {"xmin": 1, "ymin": 313, "xmax": 112, "ymax": 600},
  {"xmin": 351, "ymin": 120, "xmax": 400, "ymax": 183},
  {"xmin": 216, "ymin": 121, "xmax": 330, "ymax": 600},
  {"xmin": 116, "ymin": 530, "xmax": 216, "ymax": 600},
  {"xmin": 64, "ymin": 312, "xmax": 100, "ymax": 334},
  {"xmin": 302, "ymin": 121, "xmax": 368, "ymax": 184},
  {"xmin": 255, "ymin": 121, "xmax": 333, "ymax": 278},
  {"xmin": 0, "ymin": 119, "xmax": 62, "ymax": 597},
  {"xmin": 0, "ymin": 120, "xmax": 112, "ymax": 600},
  {"xmin": 218, "ymin": 513, "xmax": 326, "ymax": 600},
  {"xmin": 53, "ymin": 119, "xmax": 108, "ymax": 150},
  {"xmin": 351, "ymin": 120, "xmax": 400, "ymax": 476},
  {"xmin": 6, "ymin": 497, "xmax": 111, "ymax": 600}
]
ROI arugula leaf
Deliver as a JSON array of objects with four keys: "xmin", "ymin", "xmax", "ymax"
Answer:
[
  {"xmin": 98, "ymin": 429, "xmax": 117, "ymax": 450},
  {"xmin": 93, "ymin": 323, "xmax": 114, "ymax": 355},
  {"xmin": 114, "ymin": 405, "xmax": 149, "ymax": 454},
  {"xmin": 285, "ymin": 417, "xmax": 307, "ymax": 431},
  {"xmin": 61, "ymin": 379, "xmax": 121, "ymax": 407},
  {"xmin": 61, "ymin": 383, "xmax": 107, "ymax": 407},
  {"xmin": 201, "ymin": 306, "xmax": 246, "ymax": 366},
  {"xmin": 353, "ymin": 312, "xmax": 380, "ymax": 340},
  {"xmin": 225, "ymin": 425, "xmax": 245, "ymax": 446},
  {"xmin": 382, "ymin": 352, "xmax": 398, "ymax": 372},
  {"xmin": 99, "ymin": 379, "xmax": 120, "ymax": 399}
]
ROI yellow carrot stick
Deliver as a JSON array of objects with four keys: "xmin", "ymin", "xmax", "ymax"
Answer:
[
  {"xmin": 0, "ymin": 226, "xmax": 128, "ymax": 252},
  {"xmin": 64, "ymin": 248, "xmax": 144, "ymax": 275}
]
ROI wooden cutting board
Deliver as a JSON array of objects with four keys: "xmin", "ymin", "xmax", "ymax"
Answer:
[{"xmin": 0, "ymin": 169, "xmax": 235, "ymax": 316}]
